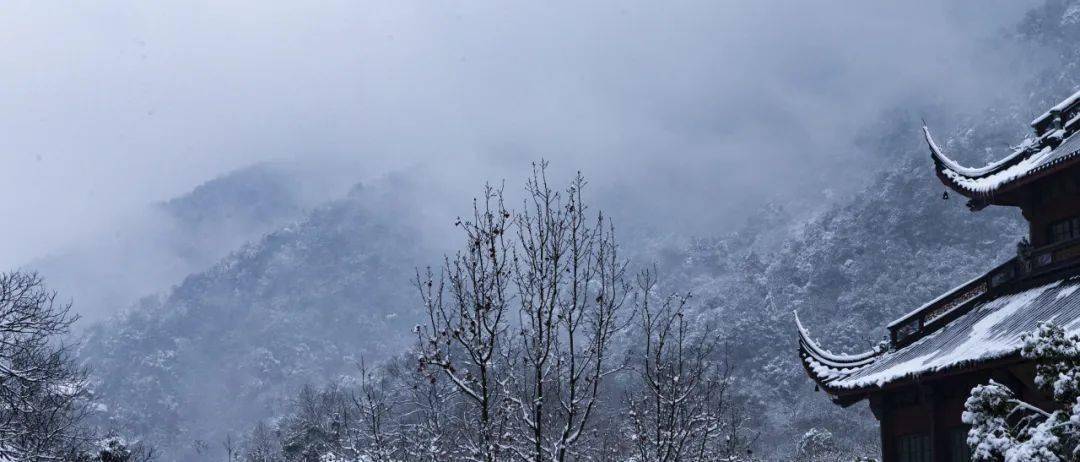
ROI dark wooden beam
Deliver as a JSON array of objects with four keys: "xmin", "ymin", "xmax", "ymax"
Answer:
[{"xmin": 877, "ymin": 393, "xmax": 895, "ymax": 462}]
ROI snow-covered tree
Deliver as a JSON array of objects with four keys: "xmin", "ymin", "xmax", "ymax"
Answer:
[
  {"xmin": 793, "ymin": 428, "xmax": 841, "ymax": 462},
  {"xmin": 0, "ymin": 271, "xmax": 91, "ymax": 459},
  {"xmin": 414, "ymin": 180, "xmax": 514, "ymax": 462},
  {"xmin": 75, "ymin": 436, "xmax": 155, "ymax": 462},
  {"xmin": 504, "ymin": 165, "xmax": 629, "ymax": 462},
  {"xmin": 243, "ymin": 422, "xmax": 281, "ymax": 462},
  {"xmin": 623, "ymin": 270, "xmax": 757, "ymax": 462},
  {"xmin": 792, "ymin": 428, "xmax": 875, "ymax": 462},
  {"xmin": 416, "ymin": 163, "xmax": 632, "ymax": 461},
  {"xmin": 963, "ymin": 322, "xmax": 1080, "ymax": 461},
  {"xmin": 239, "ymin": 352, "xmax": 460, "ymax": 462}
]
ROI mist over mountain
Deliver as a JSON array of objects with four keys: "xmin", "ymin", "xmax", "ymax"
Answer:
[
  {"xmin": 652, "ymin": 3, "xmax": 1080, "ymax": 456},
  {"xmin": 80, "ymin": 179, "xmax": 433, "ymax": 459},
  {"xmin": 28, "ymin": 162, "xmax": 356, "ymax": 323},
  {"xmin": 7, "ymin": 0, "xmax": 1080, "ymax": 460}
]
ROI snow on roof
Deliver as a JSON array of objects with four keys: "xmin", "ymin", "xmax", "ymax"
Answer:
[
  {"xmin": 926, "ymin": 124, "xmax": 1080, "ymax": 198},
  {"xmin": 1031, "ymin": 88, "xmax": 1080, "ymax": 127},
  {"xmin": 927, "ymin": 90, "xmax": 1080, "ymax": 200},
  {"xmin": 923, "ymin": 126, "xmax": 1033, "ymax": 178},
  {"xmin": 796, "ymin": 311, "xmax": 882, "ymax": 366},
  {"xmin": 886, "ymin": 272, "xmax": 986, "ymax": 329},
  {"xmin": 0, "ymin": 446, "xmax": 16, "ymax": 462},
  {"xmin": 801, "ymin": 276, "xmax": 1080, "ymax": 392},
  {"xmin": 939, "ymin": 145, "xmax": 1054, "ymax": 194}
]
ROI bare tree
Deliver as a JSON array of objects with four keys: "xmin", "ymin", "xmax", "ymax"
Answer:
[
  {"xmin": 351, "ymin": 359, "xmax": 394, "ymax": 461},
  {"xmin": 508, "ymin": 165, "xmax": 630, "ymax": 461},
  {"xmin": 379, "ymin": 353, "xmax": 457, "ymax": 461},
  {"xmin": 0, "ymin": 271, "xmax": 88, "ymax": 460},
  {"xmin": 276, "ymin": 383, "xmax": 355, "ymax": 461},
  {"xmin": 245, "ymin": 352, "xmax": 460, "ymax": 462},
  {"xmin": 625, "ymin": 270, "xmax": 756, "ymax": 462},
  {"xmin": 416, "ymin": 182, "xmax": 514, "ymax": 462},
  {"xmin": 233, "ymin": 166, "xmax": 772, "ymax": 461},
  {"xmin": 243, "ymin": 422, "xmax": 281, "ymax": 462},
  {"xmin": 415, "ymin": 164, "xmax": 632, "ymax": 461},
  {"xmin": 223, "ymin": 433, "xmax": 237, "ymax": 461}
]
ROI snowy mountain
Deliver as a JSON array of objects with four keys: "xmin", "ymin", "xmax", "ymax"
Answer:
[
  {"xmin": 71, "ymin": 1, "xmax": 1080, "ymax": 460},
  {"xmin": 79, "ymin": 181, "xmax": 432, "ymax": 460},
  {"xmin": 650, "ymin": 2, "xmax": 1080, "ymax": 455},
  {"xmin": 30, "ymin": 162, "xmax": 353, "ymax": 323}
]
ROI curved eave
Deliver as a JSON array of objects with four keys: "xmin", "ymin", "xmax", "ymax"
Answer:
[
  {"xmin": 795, "ymin": 311, "xmax": 883, "ymax": 391},
  {"xmin": 923, "ymin": 126, "xmax": 1027, "ymax": 178},
  {"xmin": 923, "ymin": 126, "xmax": 1036, "ymax": 205}
]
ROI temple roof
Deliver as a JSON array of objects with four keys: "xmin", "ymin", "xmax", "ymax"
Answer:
[
  {"xmin": 926, "ymin": 89, "xmax": 1080, "ymax": 209},
  {"xmin": 799, "ymin": 273, "xmax": 1080, "ymax": 396},
  {"xmin": 798, "ymin": 91, "xmax": 1080, "ymax": 401}
]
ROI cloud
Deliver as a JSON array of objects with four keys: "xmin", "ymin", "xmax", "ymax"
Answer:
[{"xmin": 0, "ymin": 0, "xmax": 1040, "ymax": 266}]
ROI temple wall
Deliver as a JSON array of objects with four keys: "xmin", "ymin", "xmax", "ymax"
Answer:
[
  {"xmin": 1023, "ymin": 169, "xmax": 1080, "ymax": 247},
  {"xmin": 872, "ymin": 366, "xmax": 1052, "ymax": 462}
]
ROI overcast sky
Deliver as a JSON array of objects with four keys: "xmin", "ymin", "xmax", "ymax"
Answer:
[{"xmin": 0, "ymin": 0, "xmax": 1040, "ymax": 266}]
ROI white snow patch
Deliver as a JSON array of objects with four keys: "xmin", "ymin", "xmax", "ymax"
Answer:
[
  {"xmin": 834, "ymin": 281, "xmax": 1060, "ymax": 389},
  {"xmin": 923, "ymin": 126, "xmax": 1032, "ymax": 178},
  {"xmin": 1064, "ymin": 3, "xmax": 1080, "ymax": 26},
  {"xmin": 1056, "ymin": 284, "xmax": 1078, "ymax": 301},
  {"xmin": 1032, "ymin": 89, "xmax": 1080, "ymax": 126},
  {"xmin": 942, "ymin": 145, "xmax": 1054, "ymax": 194}
]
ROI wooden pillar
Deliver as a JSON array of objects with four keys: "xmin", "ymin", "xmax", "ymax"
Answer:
[
  {"xmin": 870, "ymin": 394, "xmax": 894, "ymax": 462},
  {"xmin": 926, "ymin": 385, "xmax": 947, "ymax": 462}
]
